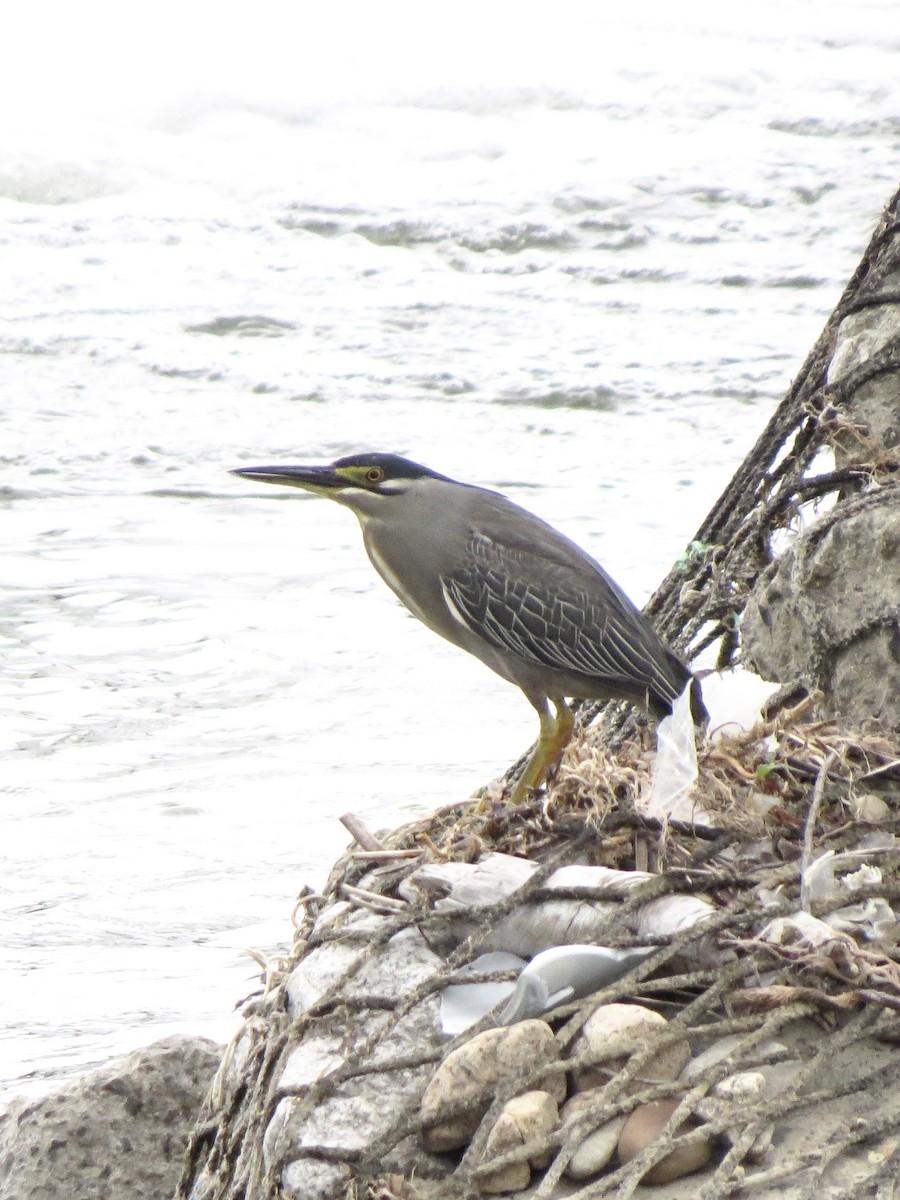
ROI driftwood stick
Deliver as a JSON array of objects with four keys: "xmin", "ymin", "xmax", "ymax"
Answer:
[
  {"xmin": 350, "ymin": 849, "xmax": 423, "ymax": 861},
  {"xmin": 341, "ymin": 883, "xmax": 408, "ymax": 913},
  {"xmin": 340, "ymin": 812, "xmax": 386, "ymax": 851},
  {"xmin": 800, "ymin": 751, "xmax": 839, "ymax": 912}
]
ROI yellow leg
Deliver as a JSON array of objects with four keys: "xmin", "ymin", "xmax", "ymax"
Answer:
[
  {"xmin": 549, "ymin": 696, "xmax": 575, "ymax": 765},
  {"xmin": 509, "ymin": 696, "xmax": 575, "ymax": 804}
]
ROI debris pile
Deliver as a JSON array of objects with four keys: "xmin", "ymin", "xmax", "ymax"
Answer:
[
  {"xmin": 179, "ymin": 185, "xmax": 900, "ymax": 1200},
  {"xmin": 179, "ymin": 710, "xmax": 900, "ymax": 1200}
]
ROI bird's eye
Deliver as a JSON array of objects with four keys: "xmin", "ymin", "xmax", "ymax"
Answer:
[{"xmin": 366, "ymin": 466, "xmax": 384, "ymax": 484}]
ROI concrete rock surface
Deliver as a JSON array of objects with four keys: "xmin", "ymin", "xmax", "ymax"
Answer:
[
  {"xmin": 0, "ymin": 1035, "xmax": 221, "ymax": 1200},
  {"xmin": 826, "ymin": 288, "xmax": 900, "ymax": 471},
  {"xmin": 742, "ymin": 492, "xmax": 900, "ymax": 731}
]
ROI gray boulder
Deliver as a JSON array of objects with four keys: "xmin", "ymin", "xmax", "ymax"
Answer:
[
  {"xmin": 0, "ymin": 1035, "xmax": 221, "ymax": 1200},
  {"xmin": 742, "ymin": 489, "xmax": 900, "ymax": 731}
]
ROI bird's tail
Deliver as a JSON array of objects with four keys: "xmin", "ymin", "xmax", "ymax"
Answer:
[
  {"xmin": 687, "ymin": 674, "xmax": 708, "ymax": 725},
  {"xmin": 649, "ymin": 650, "xmax": 708, "ymax": 726}
]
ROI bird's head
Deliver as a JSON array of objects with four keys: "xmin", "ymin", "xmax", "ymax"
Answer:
[{"xmin": 231, "ymin": 452, "xmax": 452, "ymax": 512}]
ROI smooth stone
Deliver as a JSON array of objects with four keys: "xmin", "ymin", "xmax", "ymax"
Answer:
[
  {"xmin": 479, "ymin": 1091, "xmax": 559, "ymax": 1193},
  {"xmin": 420, "ymin": 1020, "xmax": 563, "ymax": 1152},
  {"xmin": 560, "ymin": 1092, "xmax": 625, "ymax": 1180},
  {"xmin": 690, "ymin": 1063, "xmax": 772, "ymax": 1167},
  {"xmin": 684, "ymin": 1034, "xmax": 787, "ymax": 1082},
  {"xmin": 712, "ymin": 1070, "xmax": 765, "ymax": 1102},
  {"xmin": 851, "ymin": 793, "xmax": 890, "ymax": 822},
  {"xmin": 570, "ymin": 1003, "xmax": 690, "ymax": 1095},
  {"xmin": 747, "ymin": 1123, "xmax": 775, "ymax": 1163},
  {"xmin": 617, "ymin": 1099, "xmax": 711, "ymax": 1185},
  {"xmin": 480, "ymin": 1159, "xmax": 530, "ymax": 1195}
]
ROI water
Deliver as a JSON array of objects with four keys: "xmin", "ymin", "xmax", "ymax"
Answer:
[{"xmin": 2, "ymin": 0, "xmax": 898, "ymax": 1105}]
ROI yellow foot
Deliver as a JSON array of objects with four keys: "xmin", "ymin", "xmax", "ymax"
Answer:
[{"xmin": 507, "ymin": 696, "xmax": 575, "ymax": 804}]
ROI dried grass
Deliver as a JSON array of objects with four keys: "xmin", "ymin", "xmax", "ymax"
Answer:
[{"xmin": 363, "ymin": 709, "xmax": 900, "ymax": 879}]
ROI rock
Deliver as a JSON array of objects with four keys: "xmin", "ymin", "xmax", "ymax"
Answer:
[
  {"xmin": 287, "ymin": 920, "xmax": 442, "ymax": 1015},
  {"xmin": 280, "ymin": 965, "xmax": 443, "ymax": 1095},
  {"xmin": 698, "ymin": 1072, "xmax": 773, "ymax": 1167},
  {"xmin": 481, "ymin": 1159, "xmax": 529, "ymax": 1194},
  {"xmin": 257, "ymin": 915, "xmax": 448, "ymax": 1194},
  {"xmin": 478, "ymin": 1090, "xmax": 558, "ymax": 1193},
  {"xmin": 685, "ymin": 1036, "xmax": 781, "ymax": 1167},
  {"xmin": 0, "ymin": 1036, "xmax": 221, "ymax": 1200},
  {"xmin": 267, "ymin": 993, "xmax": 443, "ymax": 1176},
  {"xmin": 683, "ymin": 1033, "xmax": 787, "ymax": 1083},
  {"xmin": 746, "ymin": 1122, "xmax": 775, "ymax": 1163},
  {"xmin": 560, "ymin": 1092, "xmax": 625, "ymax": 1180},
  {"xmin": 712, "ymin": 1069, "xmax": 765, "ymax": 1103},
  {"xmin": 742, "ymin": 491, "xmax": 900, "ymax": 732},
  {"xmin": 617, "ymin": 1098, "xmax": 711, "ymax": 1185},
  {"xmin": 851, "ymin": 793, "xmax": 891, "ymax": 822},
  {"xmin": 278, "ymin": 1031, "xmax": 346, "ymax": 1091},
  {"xmin": 827, "ymin": 297, "xmax": 900, "ymax": 471},
  {"xmin": 281, "ymin": 1158, "xmax": 352, "ymax": 1200},
  {"xmin": 569, "ymin": 1003, "xmax": 690, "ymax": 1095},
  {"xmin": 420, "ymin": 1020, "xmax": 563, "ymax": 1152},
  {"xmin": 684, "ymin": 1042, "xmax": 778, "ymax": 1170}
]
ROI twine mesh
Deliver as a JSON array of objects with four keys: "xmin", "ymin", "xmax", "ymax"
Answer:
[{"xmin": 178, "ymin": 186, "xmax": 900, "ymax": 1200}]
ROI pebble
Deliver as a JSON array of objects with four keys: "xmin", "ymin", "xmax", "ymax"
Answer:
[
  {"xmin": 851, "ymin": 793, "xmax": 890, "ymax": 822},
  {"xmin": 559, "ymin": 1092, "xmax": 625, "ymax": 1179},
  {"xmin": 479, "ymin": 1090, "xmax": 559, "ymax": 1193},
  {"xmin": 683, "ymin": 1033, "xmax": 786, "ymax": 1082},
  {"xmin": 695, "ymin": 1069, "xmax": 769, "ymax": 1156},
  {"xmin": 570, "ymin": 1003, "xmax": 690, "ymax": 1095},
  {"xmin": 617, "ymin": 1098, "xmax": 711, "ymax": 1185},
  {"xmin": 746, "ymin": 1123, "xmax": 775, "ymax": 1163},
  {"xmin": 713, "ymin": 1070, "xmax": 765, "ymax": 1103},
  {"xmin": 420, "ymin": 1020, "xmax": 563, "ymax": 1152}
]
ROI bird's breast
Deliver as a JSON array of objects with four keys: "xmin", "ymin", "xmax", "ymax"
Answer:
[{"xmin": 360, "ymin": 526, "xmax": 439, "ymax": 631}]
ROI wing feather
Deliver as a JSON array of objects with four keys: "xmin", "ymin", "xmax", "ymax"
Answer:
[{"xmin": 443, "ymin": 523, "xmax": 685, "ymax": 704}]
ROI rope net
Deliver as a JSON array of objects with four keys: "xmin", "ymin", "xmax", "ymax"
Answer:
[{"xmin": 179, "ymin": 187, "xmax": 900, "ymax": 1200}]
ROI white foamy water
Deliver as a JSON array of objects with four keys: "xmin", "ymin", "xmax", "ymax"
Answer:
[{"xmin": 2, "ymin": 0, "xmax": 898, "ymax": 1103}]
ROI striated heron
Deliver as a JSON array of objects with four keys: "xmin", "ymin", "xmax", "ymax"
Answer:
[{"xmin": 231, "ymin": 452, "xmax": 704, "ymax": 802}]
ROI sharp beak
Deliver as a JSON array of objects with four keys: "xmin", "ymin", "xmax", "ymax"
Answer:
[{"xmin": 229, "ymin": 464, "xmax": 347, "ymax": 493}]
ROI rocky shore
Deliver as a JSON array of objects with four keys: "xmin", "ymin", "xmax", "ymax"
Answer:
[{"xmin": 3, "ymin": 187, "xmax": 899, "ymax": 1200}]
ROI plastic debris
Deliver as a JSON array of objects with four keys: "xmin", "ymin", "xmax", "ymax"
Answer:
[{"xmin": 498, "ymin": 944, "xmax": 656, "ymax": 1025}]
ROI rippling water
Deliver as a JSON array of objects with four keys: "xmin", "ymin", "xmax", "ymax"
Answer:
[{"xmin": 2, "ymin": 0, "xmax": 898, "ymax": 1103}]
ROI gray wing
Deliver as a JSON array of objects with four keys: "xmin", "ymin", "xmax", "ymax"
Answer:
[{"xmin": 441, "ymin": 510, "xmax": 687, "ymax": 705}]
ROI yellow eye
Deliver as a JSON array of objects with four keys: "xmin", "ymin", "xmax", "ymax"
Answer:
[{"xmin": 366, "ymin": 466, "xmax": 384, "ymax": 484}]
